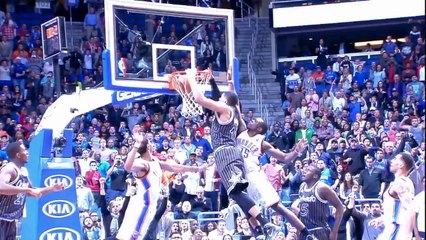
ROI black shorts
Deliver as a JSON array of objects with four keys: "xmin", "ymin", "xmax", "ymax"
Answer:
[
  {"xmin": 214, "ymin": 146, "xmax": 248, "ymax": 195},
  {"xmin": 0, "ymin": 220, "xmax": 17, "ymax": 240}
]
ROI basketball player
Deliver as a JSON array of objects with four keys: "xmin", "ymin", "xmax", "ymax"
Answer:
[
  {"xmin": 369, "ymin": 153, "xmax": 416, "ymax": 240},
  {"xmin": 0, "ymin": 142, "xmax": 64, "ymax": 240},
  {"xmin": 237, "ymin": 117, "xmax": 317, "ymax": 239},
  {"xmin": 115, "ymin": 125, "xmax": 205, "ymax": 240},
  {"xmin": 188, "ymin": 70, "xmax": 275, "ymax": 237},
  {"xmin": 292, "ymin": 165, "xmax": 344, "ymax": 240}
]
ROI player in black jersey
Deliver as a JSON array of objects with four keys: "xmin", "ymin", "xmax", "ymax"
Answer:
[
  {"xmin": 292, "ymin": 165, "xmax": 344, "ymax": 240},
  {"xmin": 0, "ymin": 142, "xmax": 64, "ymax": 240},
  {"xmin": 188, "ymin": 69, "xmax": 276, "ymax": 238}
]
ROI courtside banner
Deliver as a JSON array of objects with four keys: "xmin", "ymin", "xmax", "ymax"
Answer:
[
  {"xmin": 111, "ymin": 91, "xmax": 162, "ymax": 106},
  {"xmin": 37, "ymin": 165, "xmax": 82, "ymax": 240}
]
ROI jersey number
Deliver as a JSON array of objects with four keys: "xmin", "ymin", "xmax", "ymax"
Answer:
[
  {"xmin": 299, "ymin": 202, "xmax": 309, "ymax": 217},
  {"xmin": 14, "ymin": 193, "xmax": 25, "ymax": 205},
  {"xmin": 242, "ymin": 148, "xmax": 249, "ymax": 158}
]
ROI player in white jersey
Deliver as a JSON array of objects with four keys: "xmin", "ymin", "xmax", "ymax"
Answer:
[
  {"xmin": 236, "ymin": 118, "xmax": 317, "ymax": 239},
  {"xmin": 369, "ymin": 153, "xmax": 416, "ymax": 240},
  {"xmin": 116, "ymin": 125, "xmax": 205, "ymax": 240}
]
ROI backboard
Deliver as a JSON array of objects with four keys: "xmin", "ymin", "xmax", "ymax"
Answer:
[{"xmin": 103, "ymin": 0, "xmax": 237, "ymax": 94}]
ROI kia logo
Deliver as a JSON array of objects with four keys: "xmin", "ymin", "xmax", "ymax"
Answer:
[
  {"xmin": 42, "ymin": 200, "xmax": 76, "ymax": 218},
  {"xmin": 39, "ymin": 227, "xmax": 80, "ymax": 240},
  {"xmin": 44, "ymin": 175, "xmax": 73, "ymax": 190}
]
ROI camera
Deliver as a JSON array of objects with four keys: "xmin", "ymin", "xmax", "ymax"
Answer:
[
  {"xmin": 52, "ymin": 136, "xmax": 67, "ymax": 157},
  {"xmin": 54, "ymin": 136, "xmax": 67, "ymax": 148}
]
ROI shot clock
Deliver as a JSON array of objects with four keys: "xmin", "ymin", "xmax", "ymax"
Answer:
[{"xmin": 41, "ymin": 17, "xmax": 67, "ymax": 60}]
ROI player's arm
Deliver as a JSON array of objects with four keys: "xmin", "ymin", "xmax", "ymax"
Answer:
[
  {"xmin": 124, "ymin": 125, "xmax": 149, "ymax": 173},
  {"xmin": 37, "ymin": 183, "xmax": 64, "ymax": 195},
  {"xmin": 0, "ymin": 166, "xmax": 32, "ymax": 195},
  {"xmin": 225, "ymin": 65, "xmax": 248, "ymax": 133},
  {"xmin": 262, "ymin": 139, "xmax": 307, "ymax": 164},
  {"xmin": 189, "ymin": 71, "xmax": 231, "ymax": 115},
  {"xmin": 318, "ymin": 183, "xmax": 344, "ymax": 240},
  {"xmin": 291, "ymin": 198, "xmax": 300, "ymax": 216},
  {"xmin": 0, "ymin": 166, "xmax": 42, "ymax": 198},
  {"xmin": 159, "ymin": 161, "xmax": 204, "ymax": 173},
  {"xmin": 209, "ymin": 75, "xmax": 221, "ymax": 101}
]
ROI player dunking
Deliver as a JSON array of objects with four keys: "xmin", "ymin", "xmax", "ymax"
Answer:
[
  {"xmin": 189, "ymin": 70, "xmax": 275, "ymax": 237},
  {"xmin": 237, "ymin": 117, "xmax": 317, "ymax": 239},
  {"xmin": 369, "ymin": 153, "xmax": 416, "ymax": 240},
  {"xmin": 0, "ymin": 142, "xmax": 64, "ymax": 240},
  {"xmin": 292, "ymin": 165, "xmax": 343, "ymax": 240},
  {"xmin": 116, "ymin": 126, "xmax": 205, "ymax": 240}
]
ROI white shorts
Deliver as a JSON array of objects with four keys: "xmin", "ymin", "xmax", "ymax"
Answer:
[
  {"xmin": 246, "ymin": 170, "xmax": 280, "ymax": 208},
  {"xmin": 116, "ymin": 197, "xmax": 157, "ymax": 240},
  {"xmin": 378, "ymin": 224, "xmax": 413, "ymax": 240}
]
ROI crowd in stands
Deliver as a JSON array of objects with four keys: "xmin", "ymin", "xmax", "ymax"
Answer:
[{"xmin": 0, "ymin": 1, "xmax": 425, "ymax": 240}]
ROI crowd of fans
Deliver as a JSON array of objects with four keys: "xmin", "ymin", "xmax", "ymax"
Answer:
[{"xmin": 0, "ymin": 2, "xmax": 425, "ymax": 240}]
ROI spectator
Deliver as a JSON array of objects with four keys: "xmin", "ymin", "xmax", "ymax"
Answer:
[
  {"xmin": 191, "ymin": 186, "xmax": 212, "ymax": 212},
  {"xmin": 11, "ymin": 57, "xmax": 27, "ymax": 95},
  {"xmin": 191, "ymin": 129, "xmax": 212, "ymax": 160},
  {"xmin": 302, "ymin": 69, "xmax": 316, "ymax": 92},
  {"xmin": 0, "ymin": 13, "xmax": 17, "ymax": 45},
  {"xmin": 76, "ymin": 175, "xmax": 95, "ymax": 213},
  {"xmin": 0, "ymin": 36, "xmax": 13, "ymax": 60},
  {"xmin": 208, "ymin": 220, "xmax": 228, "ymax": 240},
  {"xmin": 295, "ymin": 119, "xmax": 315, "ymax": 144},
  {"xmin": 39, "ymin": 71, "xmax": 54, "ymax": 99},
  {"xmin": 313, "ymin": 66, "xmax": 325, "ymax": 93},
  {"xmin": 350, "ymin": 200, "xmax": 384, "ymax": 240},
  {"xmin": 266, "ymin": 122, "xmax": 285, "ymax": 151},
  {"xmin": 342, "ymin": 138, "xmax": 368, "ymax": 176},
  {"xmin": 85, "ymin": 160, "xmax": 102, "ymax": 207},
  {"xmin": 381, "ymin": 35, "xmax": 399, "ymax": 56},
  {"xmin": 0, "ymin": 59, "xmax": 11, "ymax": 87},
  {"xmin": 285, "ymin": 68, "xmax": 301, "ymax": 94},
  {"xmin": 315, "ymin": 39, "xmax": 328, "ymax": 69},
  {"xmin": 358, "ymin": 156, "xmax": 386, "ymax": 199},
  {"xmin": 105, "ymin": 155, "xmax": 128, "ymax": 203},
  {"xmin": 317, "ymin": 158, "xmax": 333, "ymax": 186},
  {"xmin": 175, "ymin": 201, "xmax": 197, "ymax": 220},
  {"xmin": 84, "ymin": 7, "xmax": 98, "ymax": 39},
  {"xmin": 203, "ymin": 153, "xmax": 220, "ymax": 211},
  {"xmin": 169, "ymin": 172, "xmax": 186, "ymax": 210},
  {"xmin": 99, "ymin": 177, "xmax": 131, "ymax": 239}
]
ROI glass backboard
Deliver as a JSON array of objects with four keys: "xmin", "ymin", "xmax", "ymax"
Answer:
[{"xmin": 103, "ymin": 0, "xmax": 235, "ymax": 94}]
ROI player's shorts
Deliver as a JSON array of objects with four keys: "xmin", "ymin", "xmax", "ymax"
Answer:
[
  {"xmin": 246, "ymin": 170, "xmax": 280, "ymax": 207},
  {"xmin": 0, "ymin": 219, "xmax": 17, "ymax": 240},
  {"xmin": 305, "ymin": 227, "xmax": 330, "ymax": 240},
  {"xmin": 378, "ymin": 224, "xmax": 413, "ymax": 240},
  {"xmin": 214, "ymin": 146, "xmax": 248, "ymax": 195},
  {"xmin": 116, "ymin": 200, "xmax": 157, "ymax": 240}
]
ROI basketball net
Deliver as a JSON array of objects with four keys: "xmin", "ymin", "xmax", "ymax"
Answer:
[{"xmin": 168, "ymin": 69, "xmax": 211, "ymax": 118}]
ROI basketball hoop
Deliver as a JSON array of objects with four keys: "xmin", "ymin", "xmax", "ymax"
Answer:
[{"xmin": 168, "ymin": 69, "xmax": 211, "ymax": 118}]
